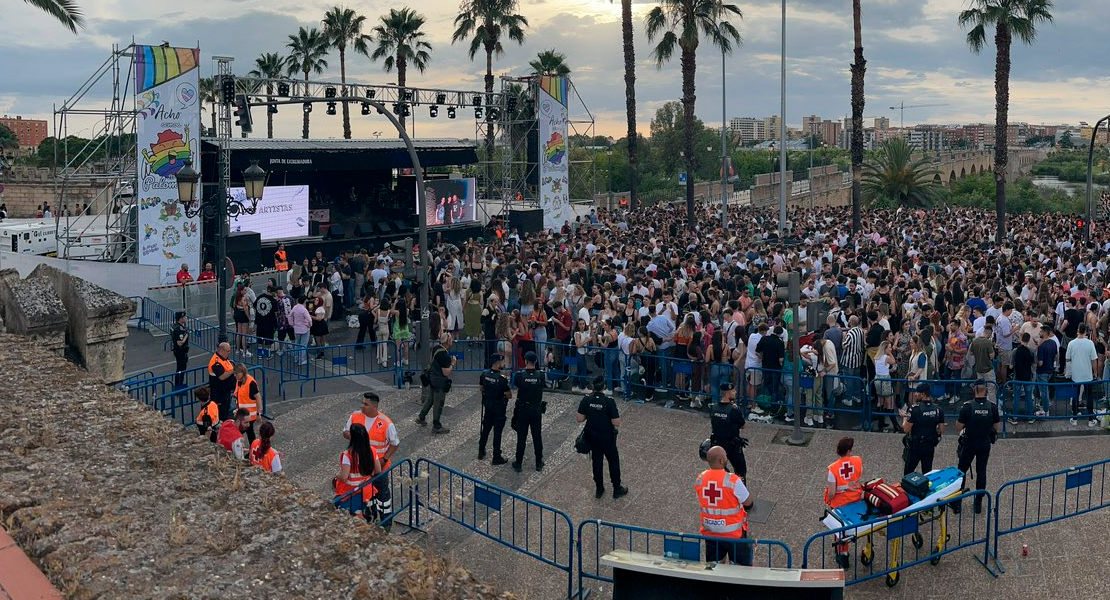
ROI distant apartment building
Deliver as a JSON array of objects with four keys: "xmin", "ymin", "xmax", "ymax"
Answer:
[
  {"xmin": 729, "ymin": 117, "xmax": 766, "ymax": 143},
  {"xmin": 874, "ymin": 117, "xmax": 891, "ymax": 131},
  {"xmin": 908, "ymin": 126, "xmax": 947, "ymax": 151},
  {"xmin": 0, "ymin": 115, "xmax": 48, "ymax": 155},
  {"xmin": 764, "ymin": 116, "xmax": 783, "ymax": 140},
  {"xmin": 816, "ymin": 120, "xmax": 842, "ymax": 147},
  {"xmin": 801, "ymin": 115, "xmax": 822, "ymax": 136}
]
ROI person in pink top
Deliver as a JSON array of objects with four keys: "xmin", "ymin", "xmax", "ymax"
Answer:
[{"xmin": 290, "ymin": 295, "xmax": 313, "ymax": 366}]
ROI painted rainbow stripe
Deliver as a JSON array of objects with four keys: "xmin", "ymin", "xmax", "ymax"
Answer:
[
  {"xmin": 540, "ymin": 75, "xmax": 568, "ymax": 107},
  {"xmin": 135, "ymin": 45, "xmax": 199, "ymax": 92}
]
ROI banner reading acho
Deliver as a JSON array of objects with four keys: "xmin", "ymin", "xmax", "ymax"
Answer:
[
  {"xmin": 134, "ymin": 44, "xmax": 201, "ymax": 284},
  {"xmin": 538, "ymin": 75, "xmax": 570, "ymax": 231}
]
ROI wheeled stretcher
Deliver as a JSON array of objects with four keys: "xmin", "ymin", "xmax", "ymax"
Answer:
[{"xmin": 820, "ymin": 467, "xmax": 965, "ymax": 587}]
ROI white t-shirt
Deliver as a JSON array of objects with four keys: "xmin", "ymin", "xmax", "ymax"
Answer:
[
  {"xmin": 745, "ymin": 332, "xmax": 763, "ymax": 368},
  {"xmin": 1067, "ymin": 337, "xmax": 1098, "ymax": 382}
]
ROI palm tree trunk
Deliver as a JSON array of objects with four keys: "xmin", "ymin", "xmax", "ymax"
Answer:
[
  {"xmin": 850, "ymin": 0, "xmax": 866, "ymax": 234},
  {"xmin": 993, "ymin": 23, "xmax": 1011, "ymax": 242},
  {"xmin": 484, "ymin": 46, "xmax": 495, "ymax": 203},
  {"xmin": 266, "ymin": 83, "xmax": 274, "ymax": 139},
  {"xmin": 680, "ymin": 45, "xmax": 697, "ymax": 228},
  {"xmin": 398, "ymin": 55, "xmax": 408, "ymax": 133},
  {"xmin": 621, "ymin": 0, "xmax": 638, "ymax": 209},
  {"xmin": 302, "ymin": 73, "xmax": 310, "ymax": 140},
  {"xmin": 340, "ymin": 47, "xmax": 351, "ymax": 140},
  {"xmin": 210, "ymin": 106, "xmax": 216, "ymax": 136}
]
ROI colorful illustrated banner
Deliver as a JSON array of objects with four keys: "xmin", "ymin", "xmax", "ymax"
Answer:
[
  {"xmin": 538, "ymin": 75, "xmax": 570, "ymax": 231},
  {"xmin": 134, "ymin": 44, "xmax": 201, "ymax": 284}
]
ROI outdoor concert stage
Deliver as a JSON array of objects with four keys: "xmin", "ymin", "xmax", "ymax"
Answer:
[{"xmin": 196, "ymin": 138, "xmax": 482, "ymax": 270}]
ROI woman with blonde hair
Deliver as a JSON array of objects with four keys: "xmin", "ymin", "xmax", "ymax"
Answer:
[{"xmin": 873, "ymin": 340, "xmax": 899, "ymax": 432}]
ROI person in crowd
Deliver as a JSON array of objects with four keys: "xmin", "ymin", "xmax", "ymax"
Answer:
[
  {"xmin": 1066, "ymin": 323, "xmax": 1100, "ymax": 427},
  {"xmin": 310, "ymin": 287, "xmax": 330, "ymax": 360},
  {"xmin": 217, "ymin": 408, "xmax": 252, "ymax": 459},
  {"xmin": 577, "ymin": 375, "xmax": 628, "ymax": 499},
  {"xmin": 695, "ymin": 445, "xmax": 755, "ymax": 566},
  {"xmin": 417, "ymin": 332, "xmax": 455, "ymax": 434},
  {"xmin": 176, "ymin": 263, "xmax": 193, "ymax": 284},
  {"xmin": 231, "ymin": 286, "xmax": 252, "ymax": 357},
  {"xmin": 902, "ymin": 383, "xmax": 944, "ymax": 475},
  {"xmin": 709, "ymin": 382, "xmax": 747, "ymax": 480},
  {"xmin": 250, "ymin": 421, "xmax": 283, "ymax": 475},
  {"xmin": 195, "ymin": 386, "xmax": 219, "ymax": 442},
  {"xmin": 956, "ymin": 380, "xmax": 1000, "ymax": 513},
  {"xmin": 254, "ymin": 285, "xmax": 277, "ymax": 351},
  {"xmin": 512, "ymin": 351, "xmax": 547, "ymax": 472},
  {"xmin": 207, "ymin": 342, "xmax": 236, "ymax": 420},
  {"xmin": 197, "ymin": 262, "xmax": 216, "ymax": 282},
  {"xmin": 232, "ymin": 364, "xmax": 262, "ymax": 444},
  {"xmin": 171, "ymin": 311, "xmax": 190, "ymax": 388}
]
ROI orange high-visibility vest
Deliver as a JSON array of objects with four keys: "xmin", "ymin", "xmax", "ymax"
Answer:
[
  {"xmin": 351, "ymin": 412, "xmax": 395, "ymax": 469},
  {"xmin": 335, "ymin": 449, "xmax": 376, "ymax": 502},
  {"xmin": 235, "ymin": 374, "xmax": 260, "ymax": 421},
  {"xmin": 208, "ymin": 353, "xmax": 233, "ymax": 377},
  {"xmin": 825, "ymin": 455, "xmax": 863, "ymax": 508},
  {"xmin": 196, "ymin": 400, "xmax": 219, "ymax": 426},
  {"xmin": 274, "ymin": 249, "xmax": 289, "ymax": 271},
  {"xmin": 249, "ymin": 439, "xmax": 279, "ymax": 472},
  {"xmin": 695, "ymin": 469, "xmax": 748, "ymax": 539}
]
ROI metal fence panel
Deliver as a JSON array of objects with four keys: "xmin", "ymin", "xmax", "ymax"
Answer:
[
  {"xmin": 744, "ymin": 367, "xmax": 868, "ymax": 428},
  {"xmin": 332, "ymin": 458, "xmax": 417, "ymax": 530},
  {"xmin": 1000, "ymin": 379, "xmax": 1109, "ymax": 437}
]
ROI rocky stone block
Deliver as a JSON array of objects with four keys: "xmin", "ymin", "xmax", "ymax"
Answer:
[{"xmin": 0, "ymin": 270, "xmax": 67, "ymax": 355}]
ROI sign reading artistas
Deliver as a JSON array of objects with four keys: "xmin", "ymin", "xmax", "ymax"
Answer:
[
  {"xmin": 228, "ymin": 185, "xmax": 310, "ymax": 240},
  {"xmin": 134, "ymin": 44, "xmax": 202, "ymax": 284}
]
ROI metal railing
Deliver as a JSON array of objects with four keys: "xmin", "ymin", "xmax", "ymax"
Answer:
[
  {"xmin": 744, "ymin": 367, "xmax": 870, "ymax": 428},
  {"xmin": 332, "ymin": 457, "xmax": 417, "ymax": 530},
  {"xmin": 999, "ymin": 379, "xmax": 1109, "ymax": 436}
]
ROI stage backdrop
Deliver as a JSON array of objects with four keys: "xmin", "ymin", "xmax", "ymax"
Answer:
[
  {"xmin": 134, "ymin": 44, "xmax": 202, "ymax": 284},
  {"xmin": 538, "ymin": 75, "xmax": 570, "ymax": 231},
  {"xmin": 228, "ymin": 185, "xmax": 309, "ymax": 240}
]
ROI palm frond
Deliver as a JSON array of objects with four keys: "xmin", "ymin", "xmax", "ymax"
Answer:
[{"xmin": 23, "ymin": 0, "xmax": 83, "ymax": 33}]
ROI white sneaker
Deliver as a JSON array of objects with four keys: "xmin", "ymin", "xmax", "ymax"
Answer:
[
  {"xmin": 603, "ymin": 389, "xmax": 613, "ymax": 396},
  {"xmin": 815, "ymin": 414, "xmax": 825, "ymax": 425},
  {"xmin": 1090, "ymin": 419, "xmax": 1099, "ymax": 428},
  {"xmin": 785, "ymin": 414, "xmax": 794, "ymax": 424},
  {"xmin": 1070, "ymin": 418, "xmax": 1078, "ymax": 426},
  {"xmin": 804, "ymin": 416, "xmax": 815, "ymax": 427},
  {"xmin": 243, "ymin": 351, "xmax": 252, "ymax": 358},
  {"xmin": 750, "ymin": 405, "xmax": 765, "ymax": 415}
]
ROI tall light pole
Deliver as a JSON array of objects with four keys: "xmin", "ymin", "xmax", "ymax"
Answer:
[
  {"xmin": 778, "ymin": 0, "xmax": 788, "ymax": 236},
  {"xmin": 721, "ymin": 46, "xmax": 729, "ymax": 229},
  {"xmin": 1086, "ymin": 115, "xmax": 1110, "ymax": 243},
  {"xmin": 607, "ymin": 147, "xmax": 614, "ymax": 207}
]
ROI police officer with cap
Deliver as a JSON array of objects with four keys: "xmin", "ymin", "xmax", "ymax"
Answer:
[
  {"xmin": 577, "ymin": 375, "xmax": 628, "ymax": 499},
  {"xmin": 956, "ymin": 379, "xmax": 1000, "ymax": 513},
  {"xmin": 709, "ymin": 382, "xmax": 747, "ymax": 480},
  {"xmin": 902, "ymin": 382, "xmax": 944, "ymax": 475},
  {"xmin": 478, "ymin": 353, "xmax": 512, "ymax": 465},
  {"xmin": 512, "ymin": 351, "xmax": 546, "ymax": 472}
]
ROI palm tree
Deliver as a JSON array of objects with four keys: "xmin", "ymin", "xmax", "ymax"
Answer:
[
  {"xmin": 862, "ymin": 138, "xmax": 941, "ymax": 208},
  {"xmin": 22, "ymin": 0, "xmax": 83, "ymax": 33},
  {"xmin": 370, "ymin": 7, "xmax": 433, "ymax": 133},
  {"xmin": 849, "ymin": 0, "xmax": 865, "ymax": 234},
  {"xmin": 199, "ymin": 76, "xmax": 218, "ymax": 136},
  {"xmin": 646, "ymin": 0, "xmax": 742, "ymax": 228},
  {"xmin": 323, "ymin": 7, "xmax": 370, "ymax": 140},
  {"xmin": 249, "ymin": 52, "xmax": 286, "ymax": 139},
  {"xmin": 529, "ymin": 49, "xmax": 570, "ymax": 76},
  {"xmin": 286, "ymin": 27, "xmax": 330, "ymax": 140},
  {"xmin": 613, "ymin": 0, "xmax": 640, "ymax": 209},
  {"xmin": 959, "ymin": 0, "xmax": 1054, "ymax": 241},
  {"xmin": 453, "ymin": 0, "xmax": 528, "ymax": 201}
]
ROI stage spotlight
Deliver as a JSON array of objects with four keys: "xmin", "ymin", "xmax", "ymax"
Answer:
[
  {"xmin": 400, "ymin": 103, "xmax": 411, "ymax": 117},
  {"xmin": 487, "ymin": 108, "xmax": 500, "ymax": 121},
  {"xmin": 472, "ymin": 94, "xmax": 482, "ymax": 107},
  {"xmin": 474, "ymin": 107, "xmax": 483, "ymax": 120},
  {"xmin": 303, "ymin": 102, "xmax": 312, "ymax": 114},
  {"xmin": 367, "ymin": 89, "xmax": 376, "ymax": 99},
  {"xmin": 268, "ymin": 104, "xmax": 278, "ymax": 115},
  {"xmin": 361, "ymin": 103, "xmax": 371, "ymax": 116},
  {"xmin": 277, "ymin": 82, "xmax": 290, "ymax": 97},
  {"xmin": 221, "ymin": 76, "xmax": 236, "ymax": 104},
  {"xmin": 402, "ymin": 89, "xmax": 413, "ymax": 101},
  {"xmin": 447, "ymin": 106, "xmax": 457, "ymax": 119},
  {"xmin": 429, "ymin": 105, "xmax": 439, "ymax": 118},
  {"xmin": 325, "ymin": 86, "xmax": 337, "ymax": 99},
  {"xmin": 326, "ymin": 102, "xmax": 337, "ymax": 116},
  {"xmin": 507, "ymin": 96, "xmax": 517, "ymax": 113},
  {"xmin": 435, "ymin": 92, "xmax": 447, "ymax": 105}
]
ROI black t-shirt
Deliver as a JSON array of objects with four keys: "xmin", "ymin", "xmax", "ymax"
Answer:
[
  {"xmin": 171, "ymin": 324, "xmax": 189, "ymax": 354},
  {"xmin": 1063, "ymin": 308, "xmax": 1083, "ymax": 338},
  {"xmin": 958, "ymin": 398, "xmax": 999, "ymax": 441},
  {"xmin": 1013, "ymin": 344, "xmax": 1035, "ymax": 381},
  {"xmin": 254, "ymin": 293, "xmax": 277, "ymax": 329},
  {"xmin": 480, "ymin": 369, "xmax": 511, "ymax": 416},
  {"xmin": 908, "ymin": 401, "xmax": 945, "ymax": 440},
  {"xmin": 865, "ymin": 324, "xmax": 885, "ymax": 348},
  {"xmin": 756, "ymin": 334, "xmax": 785, "ymax": 370},
  {"xmin": 513, "ymin": 368, "xmax": 546, "ymax": 414},
  {"xmin": 578, "ymin": 393, "xmax": 619, "ymax": 439},
  {"xmin": 709, "ymin": 403, "xmax": 745, "ymax": 443}
]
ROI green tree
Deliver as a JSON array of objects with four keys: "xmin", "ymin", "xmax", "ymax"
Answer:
[
  {"xmin": 959, "ymin": 0, "xmax": 1055, "ymax": 240},
  {"xmin": 646, "ymin": 0, "xmax": 742, "ymax": 227},
  {"xmin": 370, "ymin": 7, "xmax": 432, "ymax": 133},
  {"xmin": 452, "ymin": 0, "xmax": 528, "ymax": 201},
  {"xmin": 286, "ymin": 27, "xmax": 330, "ymax": 140},
  {"xmin": 862, "ymin": 138, "xmax": 942, "ymax": 208},
  {"xmin": 849, "ymin": 0, "xmax": 866, "ymax": 233},
  {"xmin": 20, "ymin": 0, "xmax": 82, "ymax": 33},
  {"xmin": 199, "ymin": 76, "xmax": 218, "ymax": 135},
  {"xmin": 612, "ymin": 0, "xmax": 640, "ymax": 209},
  {"xmin": 529, "ymin": 49, "xmax": 570, "ymax": 76},
  {"xmin": 249, "ymin": 52, "xmax": 286, "ymax": 139},
  {"xmin": 323, "ymin": 7, "xmax": 370, "ymax": 140},
  {"xmin": 1059, "ymin": 131, "xmax": 1073, "ymax": 149},
  {"xmin": 0, "ymin": 124, "xmax": 17, "ymax": 150}
]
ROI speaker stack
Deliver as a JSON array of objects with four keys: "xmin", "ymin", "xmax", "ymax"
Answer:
[
  {"xmin": 226, "ymin": 231, "xmax": 261, "ymax": 274},
  {"xmin": 508, "ymin": 208, "xmax": 544, "ymax": 235}
]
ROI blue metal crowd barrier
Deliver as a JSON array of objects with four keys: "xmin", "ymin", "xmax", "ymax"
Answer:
[
  {"xmin": 118, "ymin": 370, "xmax": 155, "ymax": 388},
  {"xmin": 575, "ymin": 519, "xmax": 792, "ymax": 597},
  {"xmin": 332, "ymin": 458, "xmax": 417, "ymax": 530},
  {"xmin": 991, "ymin": 456, "xmax": 1110, "ymax": 573},
  {"xmin": 802, "ymin": 490, "xmax": 993, "ymax": 587},
  {"xmin": 414, "ymin": 458, "xmax": 575, "ymax": 599},
  {"xmin": 744, "ymin": 367, "xmax": 869, "ymax": 428},
  {"xmin": 870, "ymin": 377, "xmax": 999, "ymax": 427},
  {"xmin": 152, "ymin": 365, "xmax": 270, "ymax": 426},
  {"xmin": 999, "ymin": 379, "xmax": 1110, "ymax": 436},
  {"xmin": 283, "ymin": 341, "xmax": 402, "ymax": 397},
  {"xmin": 117, "ymin": 366, "xmax": 209, "ymax": 408}
]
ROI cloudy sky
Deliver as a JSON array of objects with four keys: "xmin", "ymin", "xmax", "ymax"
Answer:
[{"xmin": 3, "ymin": 0, "xmax": 1107, "ymax": 141}]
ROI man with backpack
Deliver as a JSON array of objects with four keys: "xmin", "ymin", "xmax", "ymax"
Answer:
[{"xmin": 416, "ymin": 332, "xmax": 455, "ymax": 434}]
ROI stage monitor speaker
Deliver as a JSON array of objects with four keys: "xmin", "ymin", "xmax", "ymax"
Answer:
[
  {"xmin": 309, "ymin": 220, "xmax": 321, "ymax": 236},
  {"xmin": 509, "ymin": 208, "xmax": 543, "ymax": 235},
  {"xmin": 325, "ymin": 223, "xmax": 346, "ymax": 240},
  {"xmin": 354, "ymin": 222, "xmax": 374, "ymax": 237},
  {"xmin": 392, "ymin": 219, "xmax": 412, "ymax": 232},
  {"xmin": 226, "ymin": 231, "xmax": 261, "ymax": 274},
  {"xmin": 375, "ymin": 221, "xmax": 394, "ymax": 234}
]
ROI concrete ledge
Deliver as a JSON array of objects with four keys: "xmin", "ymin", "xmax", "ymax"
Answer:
[{"xmin": 0, "ymin": 526, "xmax": 63, "ymax": 600}]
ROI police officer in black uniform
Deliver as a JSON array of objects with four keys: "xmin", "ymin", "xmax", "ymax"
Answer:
[
  {"xmin": 577, "ymin": 376, "xmax": 628, "ymax": 499},
  {"xmin": 171, "ymin": 311, "xmax": 190, "ymax": 389},
  {"xmin": 709, "ymin": 382, "xmax": 747, "ymax": 480},
  {"xmin": 479, "ymin": 353, "xmax": 512, "ymax": 465},
  {"xmin": 956, "ymin": 379, "xmax": 1000, "ymax": 513},
  {"xmin": 902, "ymin": 383, "xmax": 945, "ymax": 475},
  {"xmin": 512, "ymin": 351, "xmax": 546, "ymax": 472}
]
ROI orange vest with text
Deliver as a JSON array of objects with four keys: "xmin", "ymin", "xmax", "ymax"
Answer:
[
  {"xmin": 249, "ymin": 440, "xmax": 279, "ymax": 472},
  {"xmin": 351, "ymin": 411, "xmax": 394, "ymax": 469},
  {"xmin": 825, "ymin": 455, "xmax": 863, "ymax": 508},
  {"xmin": 334, "ymin": 449, "xmax": 377, "ymax": 502},
  {"xmin": 235, "ymin": 374, "xmax": 259, "ymax": 421},
  {"xmin": 274, "ymin": 249, "xmax": 289, "ymax": 271},
  {"xmin": 695, "ymin": 469, "xmax": 748, "ymax": 539}
]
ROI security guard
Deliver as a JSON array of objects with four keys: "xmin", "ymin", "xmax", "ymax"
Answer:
[
  {"xmin": 577, "ymin": 376, "xmax": 628, "ymax": 499},
  {"xmin": 902, "ymin": 382, "xmax": 945, "ymax": 475},
  {"xmin": 232, "ymin": 364, "xmax": 262, "ymax": 444},
  {"xmin": 207, "ymin": 342, "xmax": 236, "ymax": 420},
  {"xmin": 171, "ymin": 311, "xmax": 190, "ymax": 389},
  {"xmin": 511, "ymin": 351, "xmax": 546, "ymax": 473},
  {"xmin": 695, "ymin": 445, "xmax": 754, "ymax": 566},
  {"xmin": 479, "ymin": 353, "xmax": 512, "ymax": 465},
  {"xmin": 956, "ymin": 379, "xmax": 1000, "ymax": 513},
  {"xmin": 709, "ymin": 382, "xmax": 747, "ymax": 480}
]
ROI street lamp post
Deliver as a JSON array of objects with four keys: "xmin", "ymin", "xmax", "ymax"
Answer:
[
  {"xmin": 778, "ymin": 0, "xmax": 788, "ymax": 236},
  {"xmin": 721, "ymin": 46, "xmax": 729, "ymax": 229},
  {"xmin": 1086, "ymin": 115, "xmax": 1110, "ymax": 243},
  {"xmin": 174, "ymin": 158, "xmax": 267, "ymax": 343},
  {"xmin": 607, "ymin": 148, "xmax": 614, "ymax": 207}
]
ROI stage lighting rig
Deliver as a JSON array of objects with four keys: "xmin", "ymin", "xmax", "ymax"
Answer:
[
  {"xmin": 435, "ymin": 92, "xmax": 447, "ymax": 105},
  {"xmin": 474, "ymin": 107, "xmax": 483, "ymax": 120},
  {"xmin": 487, "ymin": 107, "xmax": 500, "ymax": 122},
  {"xmin": 429, "ymin": 105, "xmax": 439, "ymax": 118},
  {"xmin": 366, "ymin": 89, "xmax": 376, "ymax": 99},
  {"xmin": 361, "ymin": 103, "xmax": 371, "ymax": 115},
  {"xmin": 303, "ymin": 102, "xmax": 312, "ymax": 114},
  {"xmin": 402, "ymin": 89, "xmax": 413, "ymax": 101},
  {"xmin": 325, "ymin": 86, "xmax": 337, "ymax": 98},
  {"xmin": 277, "ymin": 82, "xmax": 290, "ymax": 97},
  {"xmin": 221, "ymin": 76, "xmax": 236, "ymax": 104},
  {"xmin": 447, "ymin": 106, "xmax": 457, "ymax": 119},
  {"xmin": 326, "ymin": 102, "xmax": 337, "ymax": 116},
  {"xmin": 472, "ymin": 94, "xmax": 482, "ymax": 107},
  {"xmin": 507, "ymin": 96, "xmax": 517, "ymax": 113}
]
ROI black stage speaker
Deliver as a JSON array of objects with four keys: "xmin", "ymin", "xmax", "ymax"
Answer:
[
  {"xmin": 325, "ymin": 222, "xmax": 346, "ymax": 240},
  {"xmin": 509, "ymin": 208, "xmax": 544, "ymax": 235},
  {"xmin": 354, "ymin": 222, "xmax": 374, "ymax": 237},
  {"xmin": 226, "ymin": 231, "xmax": 261, "ymax": 274},
  {"xmin": 375, "ymin": 221, "xmax": 394, "ymax": 234},
  {"xmin": 309, "ymin": 220, "xmax": 321, "ymax": 236},
  {"xmin": 392, "ymin": 219, "xmax": 412, "ymax": 232}
]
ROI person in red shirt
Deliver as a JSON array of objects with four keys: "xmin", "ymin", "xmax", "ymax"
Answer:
[
  {"xmin": 176, "ymin": 263, "xmax": 194, "ymax": 284},
  {"xmin": 197, "ymin": 262, "xmax": 217, "ymax": 282},
  {"xmin": 217, "ymin": 408, "xmax": 251, "ymax": 458}
]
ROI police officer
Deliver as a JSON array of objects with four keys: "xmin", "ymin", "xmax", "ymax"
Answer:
[
  {"xmin": 902, "ymin": 383, "xmax": 945, "ymax": 475},
  {"xmin": 511, "ymin": 351, "xmax": 546, "ymax": 473},
  {"xmin": 956, "ymin": 379, "xmax": 1000, "ymax": 513},
  {"xmin": 479, "ymin": 353, "xmax": 512, "ymax": 465},
  {"xmin": 709, "ymin": 382, "xmax": 747, "ymax": 480},
  {"xmin": 171, "ymin": 311, "xmax": 190, "ymax": 389},
  {"xmin": 577, "ymin": 376, "xmax": 628, "ymax": 499}
]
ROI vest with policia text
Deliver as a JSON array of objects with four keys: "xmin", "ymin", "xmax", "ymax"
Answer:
[
  {"xmin": 695, "ymin": 469, "xmax": 748, "ymax": 539},
  {"xmin": 351, "ymin": 411, "xmax": 394, "ymax": 469},
  {"xmin": 235, "ymin": 374, "xmax": 259, "ymax": 421},
  {"xmin": 825, "ymin": 455, "xmax": 863, "ymax": 508}
]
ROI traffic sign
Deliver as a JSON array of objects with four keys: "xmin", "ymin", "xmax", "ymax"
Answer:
[{"xmin": 678, "ymin": 172, "xmax": 687, "ymax": 185}]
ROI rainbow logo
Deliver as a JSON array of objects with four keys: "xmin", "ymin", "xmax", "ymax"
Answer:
[
  {"xmin": 540, "ymin": 75, "xmax": 568, "ymax": 107},
  {"xmin": 544, "ymin": 132, "xmax": 566, "ymax": 166},
  {"xmin": 135, "ymin": 45, "xmax": 199, "ymax": 93},
  {"xmin": 141, "ymin": 126, "xmax": 192, "ymax": 178}
]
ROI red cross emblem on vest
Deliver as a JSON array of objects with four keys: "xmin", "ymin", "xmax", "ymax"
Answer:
[
  {"xmin": 839, "ymin": 461, "xmax": 855, "ymax": 480},
  {"xmin": 702, "ymin": 480, "xmax": 723, "ymax": 506}
]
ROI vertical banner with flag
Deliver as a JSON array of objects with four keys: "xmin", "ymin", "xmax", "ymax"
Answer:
[
  {"xmin": 537, "ymin": 75, "xmax": 570, "ymax": 231},
  {"xmin": 134, "ymin": 44, "xmax": 201, "ymax": 284}
]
